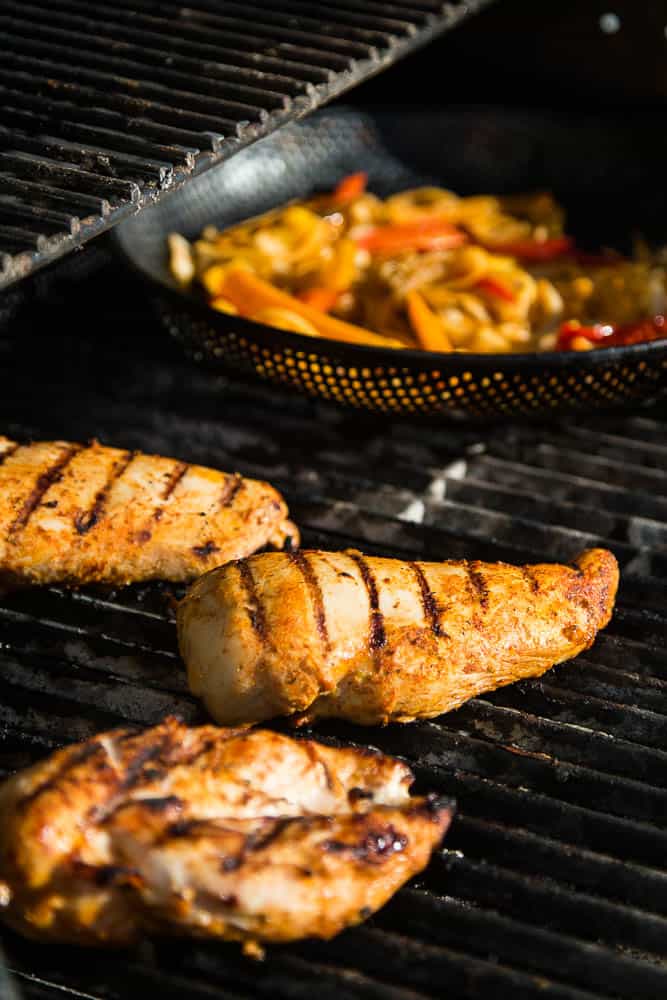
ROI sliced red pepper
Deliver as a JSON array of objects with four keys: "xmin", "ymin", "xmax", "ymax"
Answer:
[
  {"xmin": 556, "ymin": 320, "xmax": 613, "ymax": 349},
  {"xmin": 557, "ymin": 316, "xmax": 667, "ymax": 350},
  {"xmin": 331, "ymin": 172, "xmax": 367, "ymax": 203},
  {"xmin": 606, "ymin": 316, "xmax": 667, "ymax": 346},
  {"xmin": 355, "ymin": 218, "xmax": 467, "ymax": 254},
  {"xmin": 486, "ymin": 236, "xmax": 573, "ymax": 261},
  {"xmin": 296, "ymin": 287, "xmax": 339, "ymax": 312},
  {"xmin": 475, "ymin": 276, "xmax": 516, "ymax": 303}
]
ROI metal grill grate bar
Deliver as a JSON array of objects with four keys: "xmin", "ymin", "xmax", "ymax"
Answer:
[
  {"xmin": 0, "ymin": 19, "xmax": 294, "ymax": 109},
  {"xmin": 2, "ymin": 1, "xmax": 322, "ymax": 91},
  {"xmin": 0, "ymin": 0, "xmax": 491, "ymax": 284},
  {"xmin": 378, "ymin": 891, "xmax": 667, "ymax": 1000},
  {"xmin": 449, "ymin": 814, "xmax": 667, "ymax": 915},
  {"xmin": 3, "ymin": 288, "xmax": 667, "ymax": 996}
]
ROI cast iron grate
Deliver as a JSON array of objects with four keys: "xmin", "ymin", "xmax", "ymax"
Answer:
[
  {"xmin": 1, "ymin": 266, "xmax": 667, "ymax": 998},
  {"xmin": 0, "ymin": 0, "xmax": 492, "ymax": 289}
]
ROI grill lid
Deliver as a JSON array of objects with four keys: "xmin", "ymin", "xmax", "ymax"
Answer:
[{"xmin": 0, "ymin": 0, "xmax": 492, "ymax": 289}]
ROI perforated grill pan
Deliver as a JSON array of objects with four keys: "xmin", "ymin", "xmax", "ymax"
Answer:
[{"xmin": 116, "ymin": 107, "xmax": 667, "ymax": 419}]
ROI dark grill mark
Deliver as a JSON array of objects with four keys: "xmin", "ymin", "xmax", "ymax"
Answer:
[
  {"xmin": 221, "ymin": 855, "xmax": 242, "ymax": 872},
  {"xmin": 9, "ymin": 444, "xmax": 82, "ymax": 537},
  {"xmin": 94, "ymin": 864, "xmax": 143, "ymax": 888},
  {"xmin": 20, "ymin": 741, "xmax": 102, "ymax": 808},
  {"xmin": 120, "ymin": 732, "xmax": 174, "ymax": 792},
  {"xmin": 0, "ymin": 442, "xmax": 20, "ymax": 468},
  {"xmin": 147, "ymin": 460, "xmax": 190, "ymax": 525},
  {"xmin": 193, "ymin": 541, "xmax": 220, "ymax": 558},
  {"xmin": 236, "ymin": 560, "xmax": 267, "ymax": 641},
  {"xmin": 220, "ymin": 473, "xmax": 244, "ymax": 508},
  {"xmin": 347, "ymin": 552, "xmax": 386, "ymax": 649},
  {"xmin": 322, "ymin": 824, "xmax": 408, "ymax": 863},
  {"xmin": 466, "ymin": 560, "xmax": 489, "ymax": 611},
  {"xmin": 522, "ymin": 566, "xmax": 540, "ymax": 594},
  {"xmin": 161, "ymin": 462, "xmax": 189, "ymax": 501},
  {"xmin": 75, "ymin": 450, "xmax": 136, "ymax": 535},
  {"xmin": 180, "ymin": 737, "xmax": 217, "ymax": 766},
  {"xmin": 410, "ymin": 562, "xmax": 447, "ymax": 638},
  {"xmin": 247, "ymin": 818, "xmax": 294, "ymax": 853},
  {"xmin": 216, "ymin": 893, "xmax": 239, "ymax": 908},
  {"xmin": 212, "ymin": 818, "xmax": 298, "ymax": 872},
  {"xmin": 135, "ymin": 795, "xmax": 183, "ymax": 814},
  {"xmin": 348, "ymin": 787, "xmax": 374, "ymax": 804},
  {"xmin": 168, "ymin": 819, "xmax": 200, "ymax": 838},
  {"xmin": 288, "ymin": 551, "xmax": 329, "ymax": 649}
]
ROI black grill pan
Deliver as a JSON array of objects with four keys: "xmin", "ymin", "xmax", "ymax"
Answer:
[{"xmin": 116, "ymin": 107, "xmax": 667, "ymax": 420}]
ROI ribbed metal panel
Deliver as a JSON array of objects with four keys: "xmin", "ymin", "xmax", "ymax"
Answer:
[
  {"xmin": 1, "ymin": 266, "xmax": 667, "ymax": 997},
  {"xmin": 0, "ymin": 0, "xmax": 492, "ymax": 288}
]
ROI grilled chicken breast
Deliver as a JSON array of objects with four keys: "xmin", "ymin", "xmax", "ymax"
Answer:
[
  {"xmin": 0, "ymin": 436, "xmax": 297, "ymax": 587},
  {"xmin": 179, "ymin": 547, "xmax": 619, "ymax": 726},
  {"xmin": 0, "ymin": 718, "xmax": 452, "ymax": 948}
]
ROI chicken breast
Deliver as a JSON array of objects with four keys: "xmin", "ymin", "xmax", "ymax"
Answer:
[
  {"xmin": 179, "ymin": 547, "xmax": 619, "ymax": 726},
  {"xmin": 0, "ymin": 718, "xmax": 453, "ymax": 948},
  {"xmin": 0, "ymin": 436, "xmax": 297, "ymax": 587}
]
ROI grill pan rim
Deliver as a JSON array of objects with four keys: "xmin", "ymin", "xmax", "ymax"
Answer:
[
  {"xmin": 115, "ymin": 105, "xmax": 667, "ymax": 417},
  {"xmin": 148, "ymin": 275, "xmax": 667, "ymax": 369}
]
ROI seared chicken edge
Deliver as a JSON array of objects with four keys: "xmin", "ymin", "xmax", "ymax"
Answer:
[{"xmin": 0, "ymin": 718, "xmax": 453, "ymax": 948}]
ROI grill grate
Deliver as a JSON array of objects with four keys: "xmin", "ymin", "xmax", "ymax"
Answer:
[
  {"xmin": 0, "ymin": 0, "xmax": 491, "ymax": 289},
  {"xmin": 2, "ymin": 265, "xmax": 667, "ymax": 998}
]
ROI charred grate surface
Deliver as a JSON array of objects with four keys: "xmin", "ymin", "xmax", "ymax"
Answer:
[
  {"xmin": 2, "ymin": 265, "xmax": 667, "ymax": 998},
  {"xmin": 0, "ymin": 0, "xmax": 491, "ymax": 289}
]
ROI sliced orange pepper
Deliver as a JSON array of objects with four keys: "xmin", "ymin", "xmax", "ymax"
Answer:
[
  {"xmin": 475, "ymin": 276, "xmax": 516, "ymax": 302},
  {"xmin": 484, "ymin": 236, "xmax": 573, "ymax": 261},
  {"xmin": 355, "ymin": 218, "xmax": 466, "ymax": 254},
  {"xmin": 331, "ymin": 171, "xmax": 367, "ymax": 203},
  {"xmin": 296, "ymin": 287, "xmax": 339, "ymax": 312},
  {"xmin": 405, "ymin": 290, "xmax": 453, "ymax": 352},
  {"xmin": 220, "ymin": 268, "xmax": 403, "ymax": 348}
]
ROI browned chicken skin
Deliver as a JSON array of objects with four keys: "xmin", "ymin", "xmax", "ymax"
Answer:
[
  {"xmin": 179, "ymin": 547, "xmax": 619, "ymax": 726},
  {"xmin": 0, "ymin": 718, "xmax": 452, "ymax": 948},
  {"xmin": 0, "ymin": 436, "xmax": 297, "ymax": 587}
]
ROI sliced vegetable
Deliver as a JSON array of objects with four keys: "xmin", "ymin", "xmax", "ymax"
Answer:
[
  {"xmin": 209, "ymin": 297, "xmax": 238, "ymax": 315},
  {"xmin": 296, "ymin": 237, "xmax": 359, "ymax": 311},
  {"xmin": 406, "ymin": 290, "xmax": 453, "ymax": 352},
  {"xmin": 332, "ymin": 172, "xmax": 368, "ymax": 203},
  {"xmin": 296, "ymin": 287, "xmax": 339, "ymax": 312},
  {"xmin": 485, "ymin": 236, "xmax": 573, "ymax": 261},
  {"xmin": 221, "ymin": 268, "xmax": 403, "ymax": 348},
  {"xmin": 251, "ymin": 308, "xmax": 320, "ymax": 337},
  {"xmin": 201, "ymin": 264, "xmax": 229, "ymax": 297},
  {"xmin": 556, "ymin": 315, "xmax": 666, "ymax": 350},
  {"xmin": 168, "ymin": 233, "xmax": 195, "ymax": 287},
  {"xmin": 322, "ymin": 237, "xmax": 358, "ymax": 293},
  {"xmin": 475, "ymin": 276, "xmax": 517, "ymax": 303},
  {"xmin": 354, "ymin": 218, "xmax": 467, "ymax": 255}
]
